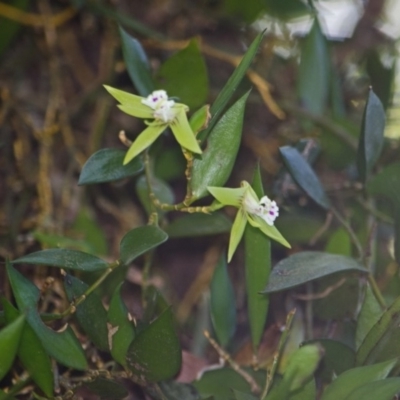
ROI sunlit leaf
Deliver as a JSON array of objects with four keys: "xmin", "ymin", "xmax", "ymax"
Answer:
[
  {"xmin": 0, "ymin": 314, "xmax": 24, "ymax": 380},
  {"xmin": 119, "ymin": 26, "xmax": 154, "ymax": 96},
  {"xmin": 344, "ymin": 378, "xmax": 400, "ymax": 400},
  {"xmin": 12, "ymin": 249, "xmax": 109, "ymax": 272},
  {"xmin": 2, "ymin": 299, "xmax": 53, "ymax": 396},
  {"xmin": 107, "ymin": 283, "xmax": 136, "ymax": 367},
  {"xmin": 192, "ymin": 91, "xmax": 250, "ymax": 200},
  {"xmin": 155, "ymin": 38, "xmax": 208, "ymax": 110},
  {"xmin": 64, "ymin": 275, "xmax": 109, "ymax": 352},
  {"xmin": 321, "ymin": 359, "xmax": 397, "ymax": 400},
  {"xmin": 210, "ymin": 254, "xmax": 236, "ymax": 347},
  {"xmin": 7, "ymin": 263, "xmax": 87, "ymax": 370},
  {"xmin": 119, "ymin": 225, "xmax": 168, "ymax": 265},
  {"xmin": 356, "ymin": 88, "xmax": 386, "ymax": 183},
  {"xmin": 279, "ymin": 145, "xmax": 331, "ymax": 210},
  {"xmin": 263, "ymin": 252, "xmax": 366, "ymax": 293},
  {"xmin": 78, "ymin": 148, "xmax": 143, "ymax": 185},
  {"xmin": 126, "ymin": 307, "xmax": 181, "ymax": 382}
]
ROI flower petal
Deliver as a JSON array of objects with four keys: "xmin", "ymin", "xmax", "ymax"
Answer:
[
  {"xmin": 207, "ymin": 186, "xmax": 245, "ymax": 207},
  {"xmin": 251, "ymin": 215, "xmax": 291, "ymax": 248},
  {"xmin": 123, "ymin": 124, "xmax": 167, "ymax": 164},
  {"xmin": 104, "ymin": 86, "xmax": 154, "ymax": 119},
  {"xmin": 170, "ymin": 109, "xmax": 202, "ymax": 154},
  {"xmin": 228, "ymin": 210, "xmax": 247, "ymax": 262}
]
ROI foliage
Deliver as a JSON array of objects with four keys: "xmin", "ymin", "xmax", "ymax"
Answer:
[{"xmin": 1, "ymin": 1, "xmax": 400, "ymax": 399}]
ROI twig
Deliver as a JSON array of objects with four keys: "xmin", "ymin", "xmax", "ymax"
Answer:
[{"xmin": 293, "ymin": 278, "xmax": 347, "ymax": 300}]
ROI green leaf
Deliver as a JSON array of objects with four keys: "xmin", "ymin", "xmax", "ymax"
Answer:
[
  {"xmin": 12, "ymin": 249, "xmax": 109, "ymax": 272},
  {"xmin": 321, "ymin": 359, "xmax": 397, "ymax": 400},
  {"xmin": 154, "ymin": 145, "xmax": 186, "ymax": 181},
  {"xmin": 199, "ymin": 32, "xmax": 263, "ymax": 142},
  {"xmin": 279, "ymin": 146, "xmax": 331, "ymax": 210},
  {"xmin": 119, "ymin": 26, "xmax": 154, "ymax": 96},
  {"xmin": 356, "ymin": 88, "xmax": 386, "ymax": 183},
  {"xmin": 368, "ymin": 162, "xmax": 400, "ymax": 262},
  {"xmin": 262, "ymin": 252, "xmax": 366, "ymax": 293},
  {"xmin": 306, "ymin": 339, "xmax": 355, "ymax": 383},
  {"xmin": 244, "ymin": 166, "xmax": 270, "ymax": 351},
  {"xmin": 136, "ymin": 174, "xmax": 174, "ymax": 215},
  {"xmin": 126, "ymin": 307, "xmax": 181, "ymax": 382},
  {"xmin": 7, "ymin": 263, "xmax": 87, "ymax": 370},
  {"xmin": 192, "ymin": 91, "xmax": 250, "ymax": 200},
  {"xmin": 228, "ymin": 210, "xmax": 247, "ymax": 262},
  {"xmin": 104, "ymin": 85, "xmax": 153, "ymax": 118},
  {"xmin": 32, "ymin": 231, "xmax": 94, "ymax": 254},
  {"xmin": 2, "ymin": 299, "xmax": 53, "ymax": 397},
  {"xmin": 107, "ymin": 283, "xmax": 135, "ymax": 367},
  {"xmin": 207, "ymin": 186, "xmax": 244, "ymax": 207},
  {"xmin": 193, "ymin": 367, "xmax": 264, "ymax": 400},
  {"xmin": 0, "ymin": 314, "xmax": 24, "ymax": 380},
  {"xmin": 124, "ymin": 123, "xmax": 167, "ymax": 164},
  {"xmin": 119, "ymin": 225, "xmax": 168, "ymax": 265},
  {"xmin": 156, "ymin": 381, "xmax": 201, "ymax": 400},
  {"xmin": 64, "ymin": 275, "xmax": 109, "ymax": 352},
  {"xmin": 233, "ymin": 390, "xmax": 258, "ymax": 400},
  {"xmin": 155, "ymin": 38, "xmax": 208, "ymax": 110},
  {"xmin": 78, "ymin": 148, "xmax": 143, "ymax": 185},
  {"xmin": 0, "ymin": 0, "xmax": 29, "ymax": 56},
  {"xmin": 356, "ymin": 294, "xmax": 400, "ymax": 365},
  {"xmin": 170, "ymin": 108, "xmax": 202, "ymax": 154},
  {"xmin": 298, "ymin": 20, "xmax": 330, "ymax": 115},
  {"xmin": 166, "ymin": 212, "xmax": 231, "ymax": 238},
  {"xmin": 83, "ymin": 377, "xmax": 129, "ymax": 400},
  {"xmin": 210, "ymin": 254, "xmax": 236, "ymax": 347},
  {"xmin": 189, "ymin": 105, "xmax": 210, "ymax": 134},
  {"xmin": 355, "ymin": 284, "xmax": 383, "ymax": 350},
  {"xmin": 268, "ymin": 344, "xmax": 323, "ymax": 400},
  {"xmin": 344, "ymin": 378, "xmax": 400, "ymax": 400}
]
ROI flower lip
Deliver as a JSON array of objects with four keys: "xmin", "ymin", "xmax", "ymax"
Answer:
[
  {"xmin": 242, "ymin": 190, "xmax": 279, "ymax": 226},
  {"xmin": 141, "ymin": 90, "xmax": 177, "ymax": 123}
]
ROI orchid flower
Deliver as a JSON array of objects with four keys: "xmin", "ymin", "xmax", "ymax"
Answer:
[
  {"xmin": 208, "ymin": 181, "xmax": 290, "ymax": 262},
  {"xmin": 104, "ymin": 86, "xmax": 202, "ymax": 164}
]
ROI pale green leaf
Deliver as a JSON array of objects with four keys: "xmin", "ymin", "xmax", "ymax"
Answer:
[
  {"xmin": 207, "ymin": 186, "xmax": 244, "ymax": 207},
  {"xmin": 228, "ymin": 210, "xmax": 247, "ymax": 262},
  {"xmin": 170, "ymin": 109, "xmax": 202, "ymax": 154}
]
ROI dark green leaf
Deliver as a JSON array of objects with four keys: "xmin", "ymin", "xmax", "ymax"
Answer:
[
  {"xmin": 78, "ymin": 148, "xmax": 143, "ymax": 185},
  {"xmin": 64, "ymin": 275, "xmax": 109, "ymax": 352},
  {"xmin": 156, "ymin": 381, "xmax": 201, "ymax": 400},
  {"xmin": 191, "ymin": 91, "xmax": 250, "ymax": 200},
  {"xmin": 210, "ymin": 254, "xmax": 236, "ymax": 347},
  {"xmin": 119, "ymin": 225, "xmax": 168, "ymax": 265},
  {"xmin": 263, "ymin": 252, "xmax": 366, "ymax": 293},
  {"xmin": 355, "ymin": 284, "xmax": 383, "ymax": 350},
  {"xmin": 321, "ymin": 359, "xmax": 397, "ymax": 400},
  {"xmin": 2, "ymin": 299, "xmax": 53, "ymax": 397},
  {"xmin": 126, "ymin": 307, "xmax": 181, "ymax": 382},
  {"xmin": 166, "ymin": 212, "xmax": 231, "ymax": 238},
  {"xmin": 107, "ymin": 283, "xmax": 136, "ymax": 366},
  {"xmin": 233, "ymin": 389, "xmax": 257, "ymax": 400},
  {"xmin": 298, "ymin": 20, "xmax": 330, "ymax": 115},
  {"xmin": 83, "ymin": 377, "xmax": 129, "ymax": 400},
  {"xmin": 7, "ymin": 263, "xmax": 87, "ymax": 370},
  {"xmin": 279, "ymin": 146, "xmax": 331, "ymax": 209},
  {"xmin": 0, "ymin": 314, "xmax": 24, "ymax": 380},
  {"xmin": 32, "ymin": 231, "xmax": 94, "ymax": 254},
  {"xmin": 119, "ymin": 26, "xmax": 154, "ymax": 96},
  {"xmin": 344, "ymin": 378, "xmax": 400, "ymax": 400},
  {"xmin": 0, "ymin": 0, "xmax": 29, "ymax": 56},
  {"xmin": 154, "ymin": 145, "xmax": 186, "ymax": 182},
  {"xmin": 356, "ymin": 294, "xmax": 400, "ymax": 365},
  {"xmin": 245, "ymin": 165, "xmax": 270, "ymax": 351},
  {"xmin": 264, "ymin": 0, "xmax": 310, "ymax": 20},
  {"xmin": 136, "ymin": 174, "xmax": 174, "ymax": 215},
  {"xmin": 193, "ymin": 367, "xmax": 265, "ymax": 400},
  {"xmin": 155, "ymin": 38, "xmax": 208, "ymax": 110},
  {"xmin": 306, "ymin": 339, "xmax": 355, "ymax": 383},
  {"xmin": 356, "ymin": 88, "xmax": 386, "ymax": 183},
  {"xmin": 199, "ymin": 32, "xmax": 263, "ymax": 141},
  {"xmin": 12, "ymin": 249, "xmax": 109, "ymax": 272}
]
